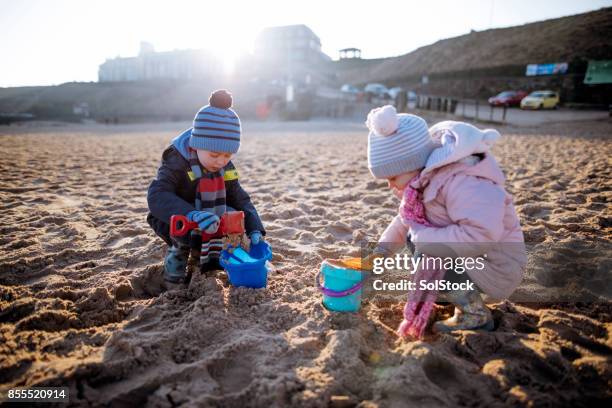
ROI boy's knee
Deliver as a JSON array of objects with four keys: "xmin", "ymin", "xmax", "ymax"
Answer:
[{"xmin": 147, "ymin": 213, "xmax": 172, "ymax": 246}]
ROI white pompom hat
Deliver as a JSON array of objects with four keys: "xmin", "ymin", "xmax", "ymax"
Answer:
[{"xmin": 366, "ymin": 105, "xmax": 436, "ymax": 178}]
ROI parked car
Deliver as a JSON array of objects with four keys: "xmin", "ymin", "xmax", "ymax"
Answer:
[
  {"xmin": 340, "ymin": 84, "xmax": 360, "ymax": 94},
  {"xmin": 488, "ymin": 90, "xmax": 527, "ymax": 107},
  {"xmin": 364, "ymin": 83, "xmax": 390, "ymax": 99},
  {"xmin": 520, "ymin": 90, "xmax": 560, "ymax": 110}
]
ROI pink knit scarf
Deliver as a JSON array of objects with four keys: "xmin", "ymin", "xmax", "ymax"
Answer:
[{"xmin": 396, "ymin": 176, "xmax": 445, "ymax": 339}]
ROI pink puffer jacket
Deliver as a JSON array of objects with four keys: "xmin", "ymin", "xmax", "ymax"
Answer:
[{"xmin": 380, "ymin": 122, "xmax": 526, "ymax": 299}]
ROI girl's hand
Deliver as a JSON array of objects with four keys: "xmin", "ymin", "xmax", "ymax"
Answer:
[
  {"xmin": 362, "ymin": 250, "xmax": 387, "ymax": 270},
  {"xmin": 392, "ymin": 187, "xmax": 403, "ymax": 199},
  {"xmin": 361, "ymin": 243, "xmax": 401, "ymax": 269}
]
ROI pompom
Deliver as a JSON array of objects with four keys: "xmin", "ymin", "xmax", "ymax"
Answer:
[
  {"xmin": 482, "ymin": 129, "xmax": 501, "ymax": 147},
  {"xmin": 209, "ymin": 89, "xmax": 233, "ymax": 109},
  {"xmin": 366, "ymin": 105, "xmax": 398, "ymax": 136}
]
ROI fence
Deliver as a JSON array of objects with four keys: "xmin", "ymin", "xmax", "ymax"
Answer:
[
  {"xmin": 409, "ymin": 94, "xmax": 508, "ymax": 123},
  {"xmin": 275, "ymin": 88, "xmax": 511, "ymax": 123},
  {"xmin": 457, "ymin": 99, "xmax": 508, "ymax": 123}
]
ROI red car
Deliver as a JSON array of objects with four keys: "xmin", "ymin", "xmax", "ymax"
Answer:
[{"xmin": 488, "ymin": 91, "xmax": 528, "ymax": 107}]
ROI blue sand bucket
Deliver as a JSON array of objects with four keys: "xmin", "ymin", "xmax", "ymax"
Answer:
[
  {"xmin": 317, "ymin": 260, "xmax": 364, "ymax": 312},
  {"xmin": 220, "ymin": 242, "xmax": 273, "ymax": 288}
]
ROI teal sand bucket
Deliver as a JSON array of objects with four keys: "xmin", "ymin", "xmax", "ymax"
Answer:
[{"xmin": 316, "ymin": 260, "xmax": 364, "ymax": 312}]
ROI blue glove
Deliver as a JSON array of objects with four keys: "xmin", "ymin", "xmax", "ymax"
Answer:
[
  {"xmin": 187, "ymin": 211, "xmax": 220, "ymax": 234},
  {"xmin": 249, "ymin": 231, "xmax": 262, "ymax": 245}
]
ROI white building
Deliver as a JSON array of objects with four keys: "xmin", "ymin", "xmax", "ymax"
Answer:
[
  {"xmin": 98, "ymin": 42, "xmax": 223, "ymax": 82},
  {"xmin": 254, "ymin": 25, "xmax": 331, "ymax": 67},
  {"xmin": 246, "ymin": 24, "xmax": 332, "ymax": 89}
]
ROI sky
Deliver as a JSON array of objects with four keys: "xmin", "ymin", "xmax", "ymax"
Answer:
[{"xmin": 1, "ymin": 0, "xmax": 611, "ymax": 87}]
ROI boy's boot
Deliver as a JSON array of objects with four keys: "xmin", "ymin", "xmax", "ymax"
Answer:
[
  {"xmin": 433, "ymin": 289, "xmax": 494, "ymax": 333},
  {"xmin": 164, "ymin": 242, "xmax": 190, "ymax": 284},
  {"xmin": 164, "ymin": 231, "xmax": 202, "ymax": 285},
  {"xmin": 200, "ymin": 257, "xmax": 222, "ymax": 274}
]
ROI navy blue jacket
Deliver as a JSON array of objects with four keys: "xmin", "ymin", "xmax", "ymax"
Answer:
[{"xmin": 147, "ymin": 130, "xmax": 265, "ymax": 238}]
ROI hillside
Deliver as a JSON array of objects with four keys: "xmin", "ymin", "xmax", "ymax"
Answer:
[
  {"xmin": 0, "ymin": 80, "xmax": 260, "ymax": 121},
  {"xmin": 341, "ymin": 7, "xmax": 612, "ymax": 84}
]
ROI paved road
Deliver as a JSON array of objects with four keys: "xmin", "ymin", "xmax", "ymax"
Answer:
[{"xmin": 455, "ymin": 102, "xmax": 610, "ymax": 126}]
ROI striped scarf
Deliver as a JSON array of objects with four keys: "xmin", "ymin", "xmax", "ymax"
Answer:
[
  {"xmin": 188, "ymin": 148, "xmax": 226, "ymax": 264},
  {"xmin": 396, "ymin": 176, "xmax": 446, "ymax": 339},
  {"xmin": 188, "ymin": 148, "xmax": 227, "ymax": 216}
]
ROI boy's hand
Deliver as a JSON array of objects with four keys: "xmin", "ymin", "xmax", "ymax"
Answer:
[
  {"xmin": 187, "ymin": 211, "xmax": 220, "ymax": 234},
  {"xmin": 249, "ymin": 231, "xmax": 262, "ymax": 245}
]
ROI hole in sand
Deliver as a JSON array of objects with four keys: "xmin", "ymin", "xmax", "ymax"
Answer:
[
  {"xmin": 513, "ymin": 320, "xmax": 539, "ymax": 334},
  {"xmin": 422, "ymin": 355, "xmax": 461, "ymax": 389},
  {"xmin": 208, "ymin": 356, "xmax": 254, "ymax": 395},
  {"xmin": 75, "ymin": 261, "xmax": 97, "ymax": 270},
  {"xmin": 491, "ymin": 309, "xmax": 504, "ymax": 331},
  {"xmin": 560, "ymin": 346, "xmax": 581, "ymax": 361},
  {"xmin": 0, "ymin": 359, "xmax": 33, "ymax": 384}
]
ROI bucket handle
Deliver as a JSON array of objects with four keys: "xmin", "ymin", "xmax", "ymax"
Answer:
[
  {"xmin": 227, "ymin": 250, "xmax": 246, "ymax": 264},
  {"xmin": 315, "ymin": 272, "xmax": 363, "ymax": 298}
]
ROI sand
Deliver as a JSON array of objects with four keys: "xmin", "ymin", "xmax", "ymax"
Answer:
[{"xmin": 0, "ymin": 117, "xmax": 611, "ymax": 407}]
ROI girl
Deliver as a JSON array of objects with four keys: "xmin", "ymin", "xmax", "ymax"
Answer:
[{"xmin": 366, "ymin": 105, "xmax": 526, "ymax": 336}]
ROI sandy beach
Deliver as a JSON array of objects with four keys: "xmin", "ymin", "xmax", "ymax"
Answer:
[{"xmin": 0, "ymin": 117, "xmax": 610, "ymax": 407}]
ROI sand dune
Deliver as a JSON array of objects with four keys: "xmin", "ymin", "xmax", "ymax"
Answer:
[{"xmin": 0, "ymin": 118, "xmax": 610, "ymax": 406}]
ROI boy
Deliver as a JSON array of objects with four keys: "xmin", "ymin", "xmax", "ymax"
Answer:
[{"xmin": 147, "ymin": 90, "xmax": 265, "ymax": 284}]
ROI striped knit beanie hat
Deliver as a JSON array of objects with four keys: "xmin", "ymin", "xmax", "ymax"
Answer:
[
  {"xmin": 366, "ymin": 105, "xmax": 436, "ymax": 178},
  {"xmin": 189, "ymin": 89, "xmax": 241, "ymax": 153}
]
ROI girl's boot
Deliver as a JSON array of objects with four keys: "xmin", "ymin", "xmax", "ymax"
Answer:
[{"xmin": 433, "ymin": 289, "xmax": 494, "ymax": 332}]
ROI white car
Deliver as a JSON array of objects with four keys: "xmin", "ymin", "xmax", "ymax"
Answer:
[{"xmin": 340, "ymin": 84, "xmax": 360, "ymax": 94}]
